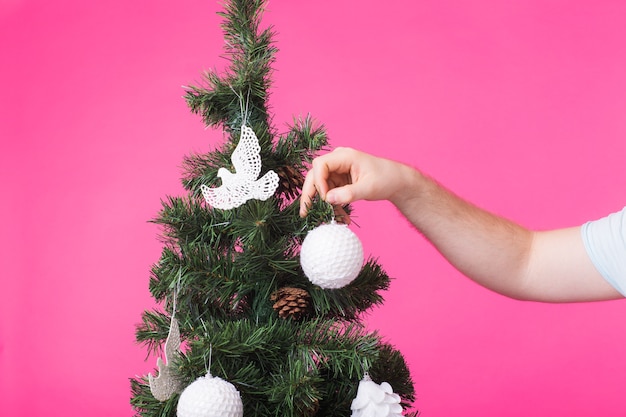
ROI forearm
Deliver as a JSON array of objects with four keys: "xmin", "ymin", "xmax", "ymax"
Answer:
[
  {"xmin": 390, "ymin": 167, "xmax": 622, "ymax": 301},
  {"xmin": 391, "ymin": 167, "xmax": 535, "ymax": 299}
]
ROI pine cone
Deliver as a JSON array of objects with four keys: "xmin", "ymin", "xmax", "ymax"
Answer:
[
  {"xmin": 270, "ymin": 287, "xmax": 311, "ymax": 319},
  {"xmin": 275, "ymin": 165, "xmax": 305, "ymax": 200}
]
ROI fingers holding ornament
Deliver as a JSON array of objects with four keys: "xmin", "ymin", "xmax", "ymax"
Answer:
[{"xmin": 301, "ymin": 152, "xmax": 348, "ymax": 215}]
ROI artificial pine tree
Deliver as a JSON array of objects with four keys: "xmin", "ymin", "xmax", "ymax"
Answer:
[{"xmin": 130, "ymin": 1, "xmax": 417, "ymax": 416}]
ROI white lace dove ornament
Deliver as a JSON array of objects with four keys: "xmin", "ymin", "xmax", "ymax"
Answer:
[
  {"xmin": 350, "ymin": 373, "xmax": 403, "ymax": 417},
  {"xmin": 148, "ymin": 315, "xmax": 184, "ymax": 401},
  {"xmin": 201, "ymin": 125, "xmax": 279, "ymax": 210}
]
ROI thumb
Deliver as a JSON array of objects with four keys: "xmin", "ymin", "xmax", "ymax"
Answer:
[{"xmin": 326, "ymin": 185, "xmax": 358, "ymax": 205}]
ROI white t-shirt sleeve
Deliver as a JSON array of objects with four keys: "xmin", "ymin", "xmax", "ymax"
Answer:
[{"xmin": 581, "ymin": 206, "xmax": 626, "ymax": 296}]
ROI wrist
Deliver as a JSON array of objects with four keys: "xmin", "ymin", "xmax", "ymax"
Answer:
[{"xmin": 388, "ymin": 163, "xmax": 425, "ymax": 208}]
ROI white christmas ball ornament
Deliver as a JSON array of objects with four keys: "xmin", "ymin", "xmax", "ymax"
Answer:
[
  {"xmin": 300, "ymin": 221, "xmax": 364, "ymax": 289},
  {"xmin": 177, "ymin": 373, "xmax": 243, "ymax": 417}
]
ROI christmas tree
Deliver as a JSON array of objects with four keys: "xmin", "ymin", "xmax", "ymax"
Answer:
[{"xmin": 130, "ymin": 1, "xmax": 416, "ymax": 416}]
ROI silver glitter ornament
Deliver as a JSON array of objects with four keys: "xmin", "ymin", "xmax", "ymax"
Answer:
[
  {"xmin": 300, "ymin": 220, "xmax": 364, "ymax": 289},
  {"xmin": 148, "ymin": 316, "xmax": 184, "ymax": 401},
  {"xmin": 177, "ymin": 373, "xmax": 244, "ymax": 417}
]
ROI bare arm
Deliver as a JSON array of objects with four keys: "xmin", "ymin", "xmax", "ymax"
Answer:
[{"xmin": 300, "ymin": 147, "xmax": 622, "ymax": 302}]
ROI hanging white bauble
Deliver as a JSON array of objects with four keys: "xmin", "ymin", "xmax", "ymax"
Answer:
[
  {"xmin": 350, "ymin": 373, "xmax": 403, "ymax": 417},
  {"xmin": 177, "ymin": 373, "xmax": 243, "ymax": 417},
  {"xmin": 300, "ymin": 220, "xmax": 364, "ymax": 289}
]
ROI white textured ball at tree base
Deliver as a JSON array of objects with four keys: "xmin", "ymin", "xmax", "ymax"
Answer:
[
  {"xmin": 300, "ymin": 220, "xmax": 364, "ymax": 289},
  {"xmin": 177, "ymin": 373, "xmax": 243, "ymax": 417}
]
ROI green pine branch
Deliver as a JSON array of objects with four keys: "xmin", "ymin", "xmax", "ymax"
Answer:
[{"xmin": 184, "ymin": 0, "xmax": 276, "ymax": 133}]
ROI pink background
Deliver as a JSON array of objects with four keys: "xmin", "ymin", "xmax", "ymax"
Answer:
[{"xmin": 2, "ymin": 0, "xmax": 626, "ymax": 416}]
